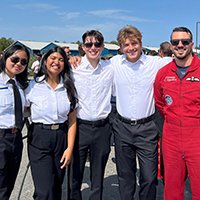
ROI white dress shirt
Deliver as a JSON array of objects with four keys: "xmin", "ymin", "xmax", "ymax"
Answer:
[
  {"xmin": 31, "ymin": 60, "xmax": 40, "ymax": 73},
  {"xmin": 71, "ymin": 56, "xmax": 114, "ymax": 121},
  {"xmin": 0, "ymin": 72, "xmax": 25, "ymax": 128},
  {"xmin": 25, "ymin": 76, "xmax": 72, "ymax": 124},
  {"xmin": 111, "ymin": 53, "xmax": 171, "ymax": 120}
]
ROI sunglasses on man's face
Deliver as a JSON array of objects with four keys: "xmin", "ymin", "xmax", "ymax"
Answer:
[
  {"xmin": 170, "ymin": 39, "xmax": 192, "ymax": 46},
  {"xmin": 84, "ymin": 42, "xmax": 102, "ymax": 48},
  {"xmin": 10, "ymin": 56, "xmax": 28, "ymax": 66}
]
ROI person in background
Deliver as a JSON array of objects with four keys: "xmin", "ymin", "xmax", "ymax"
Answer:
[
  {"xmin": 159, "ymin": 41, "xmax": 173, "ymax": 60},
  {"xmin": 78, "ymin": 43, "xmax": 85, "ymax": 57},
  {"xmin": 0, "ymin": 53, "xmax": 3, "ymax": 60},
  {"xmin": 31, "ymin": 53, "xmax": 42, "ymax": 74},
  {"xmin": 154, "ymin": 27, "xmax": 200, "ymax": 200},
  {"xmin": 0, "ymin": 44, "xmax": 30, "ymax": 200},
  {"xmin": 70, "ymin": 30, "xmax": 113, "ymax": 200},
  {"xmin": 25, "ymin": 46, "xmax": 77, "ymax": 200},
  {"xmin": 62, "ymin": 46, "xmax": 71, "ymax": 60},
  {"xmin": 146, "ymin": 49, "xmax": 159, "ymax": 56}
]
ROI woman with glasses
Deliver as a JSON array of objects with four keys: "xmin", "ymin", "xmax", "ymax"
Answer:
[
  {"xmin": 25, "ymin": 46, "xmax": 78, "ymax": 200},
  {"xmin": 0, "ymin": 44, "xmax": 30, "ymax": 200}
]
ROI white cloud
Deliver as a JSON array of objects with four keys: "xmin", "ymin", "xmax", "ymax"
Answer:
[
  {"xmin": 27, "ymin": 22, "xmax": 120, "ymax": 42},
  {"xmin": 88, "ymin": 9, "xmax": 157, "ymax": 22},
  {"xmin": 57, "ymin": 12, "xmax": 80, "ymax": 20},
  {"xmin": 12, "ymin": 3, "xmax": 58, "ymax": 12}
]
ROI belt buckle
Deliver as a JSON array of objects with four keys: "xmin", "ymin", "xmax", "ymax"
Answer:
[
  {"xmin": 51, "ymin": 124, "xmax": 59, "ymax": 130},
  {"xmin": 131, "ymin": 120, "xmax": 137, "ymax": 126}
]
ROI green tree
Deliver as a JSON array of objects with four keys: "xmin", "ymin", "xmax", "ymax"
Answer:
[
  {"xmin": 0, "ymin": 37, "xmax": 14, "ymax": 52},
  {"xmin": 110, "ymin": 41, "xmax": 119, "ymax": 46}
]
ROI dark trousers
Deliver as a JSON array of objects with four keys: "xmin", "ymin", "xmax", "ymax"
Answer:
[
  {"xmin": 70, "ymin": 120, "xmax": 111, "ymax": 200},
  {"xmin": 113, "ymin": 117, "xmax": 158, "ymax": 200},
  {"xmin": 28, "ymin": 124, "xmax": 67, "ymax": 200},
  {"xmin": 0, "ymin": 129, "xmax": 23, "ymax": 200}
]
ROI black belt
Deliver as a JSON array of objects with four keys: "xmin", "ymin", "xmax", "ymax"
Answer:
[
  {"xmin": 34, "ymin": 122, "xmax": 67, "ymax": 130},
  {"xmin": 0, "ymin": 128, "xmax": 19, "ymax": 134},
  {"xmin": 77, "ymin": 117, "xmax": 109, "ymax": 127},
  {"xmin": 117, "ymin": 112, "xmax": 155, "ymax": 126}
]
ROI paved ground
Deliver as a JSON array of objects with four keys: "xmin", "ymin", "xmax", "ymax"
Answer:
[{"xmin": 10, "ymin": 122, "xmax": 193, "ymax": 200}]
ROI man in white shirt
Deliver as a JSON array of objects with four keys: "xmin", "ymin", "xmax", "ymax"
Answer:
[
  {"xmin": 70, "ymin": 30, "xmax": 113, "ymax": 200},
  {"xmin": 70, "ymin": 26, "xmax": 171, "ymax": 200},
  {"xmin": 31, "ymin": 53, "xmax": 42, "ymax": 73},
  {"xmin": 110, "ymin": 26, "xmax": 171, "ymax": 200}
]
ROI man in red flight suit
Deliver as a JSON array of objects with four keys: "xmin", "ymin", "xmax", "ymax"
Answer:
[{"xmin": 154, "ymin": 27, "xmax": 200, "ymax": 200}]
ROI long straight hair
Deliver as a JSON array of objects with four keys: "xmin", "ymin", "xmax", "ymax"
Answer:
[
  {"xmin": 36, "ymin": 46, "xmax": 78, "ymax": 111},
  {"xmin": 0, "ymin": 44, "xmax": 30, "ymax": 89}
]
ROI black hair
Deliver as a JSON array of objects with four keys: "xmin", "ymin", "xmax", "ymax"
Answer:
[
  {"xmin": 0, "ymin": 44, "xmax": 30, "ymax": 89},
  {"xmin": 82, "ymin": 30, "xmax": 104, "ymax": 45},
  {"xmin": 170, "ymin": 27, "xmax": 193, "ymax": 41},
  {"xmin": 35, "ymin": 46, "xmax": 78, "ymax": 111}
]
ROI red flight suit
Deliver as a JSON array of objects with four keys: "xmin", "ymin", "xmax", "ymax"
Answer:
[{"xmin": 154, "ymin": 54, "xmax": 200, "ymax": 200}]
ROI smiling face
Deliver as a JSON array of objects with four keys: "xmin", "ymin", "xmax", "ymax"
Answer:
[
  {"xmin": 44, "ymin": 52, "xmax": 64, "ymax": 77},
  {"xmin": 82, "ymin": 36, "xmax": 104, "ymax": 62},
  {"xmin": 5, "ymin": 50, "xmax": 28, "ymax": 78},
  {"xmin": 120, "ymin": 37, "xmax": 142, "ymax": 63},
  {"xmin": 170, "ymin": 31, "xmax": 194, "ymax": 61}
]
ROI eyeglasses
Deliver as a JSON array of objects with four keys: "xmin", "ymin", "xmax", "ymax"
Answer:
[
  {"xmin": 10, "ymin": 56, "xmax": 28, "ymax": 66},
  {"xmin": 170, "ymin": 39, "xmax": 192, "ymax": 46},
  {"xmin": 84, "ymin": 42, "xmax": 102, "ymax": 48}
]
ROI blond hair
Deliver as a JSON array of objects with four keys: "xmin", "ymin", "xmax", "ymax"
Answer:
[{"xmin": 117, "ymin": 25, "xmax": 142, "ymax": 45}]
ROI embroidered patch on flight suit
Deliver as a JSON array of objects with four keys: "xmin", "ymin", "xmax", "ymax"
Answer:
[
  {"xmin": 186, "ymin": 76, "xmax": 200, "ymax": 82},
  {"xmin": 164, "ymin": 76, "xmax": 177, "ymax": 82},
  {"xmin": 165, "ymin": 95, "xmax": 173, "ymax": 105}
]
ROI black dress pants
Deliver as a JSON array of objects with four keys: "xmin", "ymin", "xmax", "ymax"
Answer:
[
  {"xmin": 28, "ymin": 124, "xmax": 67, "ymax": 200},
  {"xmin": 0, "ymin": 129, "xmax": 23, "ymax": 200},
  {"xmin": 70, "ymin": 120, "xmax": 111, "ymax": 200},
  {"xmin": 113, "ymin": 117, "xmax": 158, "ymax": 200}
]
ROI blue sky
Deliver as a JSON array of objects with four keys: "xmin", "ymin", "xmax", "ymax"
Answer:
[{"xmin": 1, "ymin": 0, "xmax": 200, "ymax": 47}]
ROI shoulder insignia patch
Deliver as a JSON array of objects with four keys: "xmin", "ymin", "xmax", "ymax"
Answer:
[{"xmin": 165, "ymin": 95, "xmax": 173, "ymax": 105}]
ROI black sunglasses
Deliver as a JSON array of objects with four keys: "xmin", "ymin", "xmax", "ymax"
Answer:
[
  {"xmin": 10, "ymin": 56, "xmax": 28, "ymax": 66},
  {"xmin": 170, "ymin": 39, "xmax": 192, "ymax": 46},
  {"xmin": 84, "ymin": 42, "xmax": 102, "ymax": 48}
]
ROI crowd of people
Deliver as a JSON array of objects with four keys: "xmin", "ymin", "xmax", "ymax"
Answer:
[{"xmin": 0, "ymin": 25, "xmax": 199, "ymax": 200}]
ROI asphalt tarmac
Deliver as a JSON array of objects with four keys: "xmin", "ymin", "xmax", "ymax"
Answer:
[{"xmin": 9, "ymin": 122, "xmax": 193, "ymax": 200}]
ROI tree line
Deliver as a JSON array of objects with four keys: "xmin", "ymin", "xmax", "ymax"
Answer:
[{"xmin": 0, "ymin": 37, "xmax": 14, "ymax": 52}]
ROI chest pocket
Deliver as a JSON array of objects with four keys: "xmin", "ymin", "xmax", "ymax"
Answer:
[
  {"xmin": 75, "ymin": 79, "xmax": 88, "ymax": 100},
  {"xmin": 33, "ymin": 95, "xmax": 49, "ymax": 111},
  {"xmin": 0, "ymin": 89, "xmax": 13, "ymax": 107},
  {"xmin": 57, "ymin": 93, "xmax": 71, "ymax": 115}
]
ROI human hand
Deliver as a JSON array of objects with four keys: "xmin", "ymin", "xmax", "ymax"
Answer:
[
  {"xmin": 60, "ymin": 148, "xmax": 73, "ymax": 169},
  {"xmin": 69, "ymin": 56, "xmax": 82, "ymax": 69}
]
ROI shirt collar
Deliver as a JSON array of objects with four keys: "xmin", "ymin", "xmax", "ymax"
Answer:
[
  {"xmin": 81, "ymin": 55, "xmax": 102, "ymax": 70},
  {"xmin": 121, "ymin": 51, "xmax": 146, "ymax": 66},
  {"xmin": 36, "ymin": 75, "xmax": 64, "ymax": 90},
  {"xmin": 0, "ymin": 72, "xmax": 17, "ymax": 84},
  {"xmin": 170, "ymin": 53, "xmax": 199, "ymax": 72}
]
